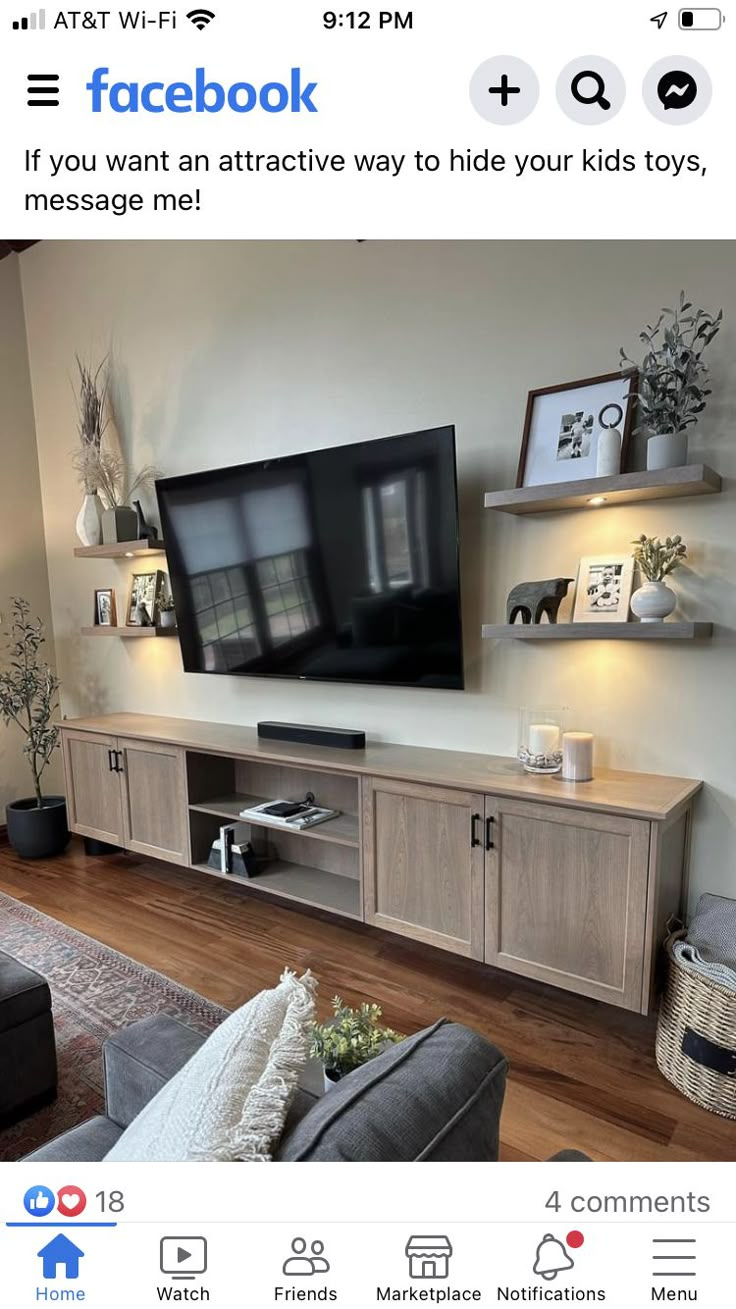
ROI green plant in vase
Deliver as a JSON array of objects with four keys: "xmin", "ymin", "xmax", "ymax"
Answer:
[
  {"xmin": 620, "ymin": 291, "xmax": 722, "ymax": 471},
  {"xmin": 311, "ymin": 996, "xmax": 403, "ymax": 1088},
  {"xmin": 0, "ymin": 598, "xmax": 69, "ymax": 858},
  {"xmin": 158, "ymin": 595, "xmax": 177, "ymax": 629},
  {"xmin": 631, "ymin": 534, "xmax": 688, "ymax": 624}
]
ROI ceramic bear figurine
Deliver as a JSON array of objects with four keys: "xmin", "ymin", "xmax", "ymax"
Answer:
[{"xmin": 506, "ymin": 578, "xmax": 574, "ymax": 625}]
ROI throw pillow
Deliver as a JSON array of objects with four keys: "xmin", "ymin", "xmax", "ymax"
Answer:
[{"xmin": 104, "ymin": 969, "xmax": 316, "ymax": 1162}]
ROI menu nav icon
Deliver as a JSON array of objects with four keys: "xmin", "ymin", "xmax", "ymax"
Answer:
[{"xmin": 27, "ymin": 71, "xmax": 59, "ymax": 105}]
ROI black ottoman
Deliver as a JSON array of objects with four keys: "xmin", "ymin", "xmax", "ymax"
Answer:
[{"xmin": 0, "ymin": 949, "xmax": 57, "ymax": 1123}]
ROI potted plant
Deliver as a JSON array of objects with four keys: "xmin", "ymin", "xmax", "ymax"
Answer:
[
  {"xmin": 71, "ymin": 355, "xmax": 109, "ymax": 546},
  {"xmin": 311, "ymin": 996, "xmax": 403, "ymax": 1092},
  {"xmin": 94, "ymin": 450, "xmax": 161, "ymax": 546},
  {"xmin": 630, "ymin": 534, "xmax": 688, "ymax": 623},
  {"xmin": 0, "ymin": 598, "xmax": 69, "ymax": 859},
  {"xmin": 620, "ymin": 292, "xmax": 722, "ymax": 471},
  {"xmin": 159, "ymin": 596, "xmax": 177, "ymax": 629}
]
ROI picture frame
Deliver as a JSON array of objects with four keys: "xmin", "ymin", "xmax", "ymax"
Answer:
[
  {"xmin": 94, "ymin": 588, "xmax": 117, "ymax": 627},
  {"xmin": 573, "ymin": 554, "xmax": 635, "ymax": 624},
  {"xmin": 127, "ymin": 570, "xmax": 167, "ymax": 627},
  {"xmin": 516, "ymin": 371, "xmax": 637, "ymax": 489}
]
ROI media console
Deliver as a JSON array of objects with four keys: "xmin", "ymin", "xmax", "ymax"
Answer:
[{"xmin": 60, "ymin": 712, "xmax": 701, "ymax": 1015}]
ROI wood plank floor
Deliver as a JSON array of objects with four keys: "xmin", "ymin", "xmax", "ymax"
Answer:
[{"xmin": 1, "ymin": 840, "xmax": 734, "ymax": 1162}]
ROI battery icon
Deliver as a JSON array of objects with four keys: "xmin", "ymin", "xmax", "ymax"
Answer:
[{"xmin": 679, "ymin": 7, "xmax": 723, "ymax": 27}]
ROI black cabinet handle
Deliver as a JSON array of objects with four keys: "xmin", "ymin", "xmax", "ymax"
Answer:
[
  {"xmin": 108, "ymin": 749, "xmax": 116, "ymax": 773},
  {"xmin": 471, "ymin": 812, "xmax": 482, "ymax": 848},
  {"xmin": 115, "ymin": 750, "xmax": 124, "ymax": 774},
  {"xmin": 485, "ymin": 815, "xmax": 495, "ymax": 851}
]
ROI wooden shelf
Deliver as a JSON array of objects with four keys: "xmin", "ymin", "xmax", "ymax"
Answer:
[
  {"xmin": 192, "ymin": 858, "xmax": 361, "ymax": 919},
  {"xmin": 74, "ymin": 539, "xmax": 166, "ymax": 558},
  {"xmin": 189, "ymin": 795, "xmax": 360, "ymax": 848},
  {"xmin": 481, "ymin": 621, "xmax": 713, "ymax": 641},
  {"xmin": 81, "ymin": 626, "xmax": 178, "ymax": 638},
  {"xmin": 483, "ymin": 465, "xmax": 721, "ymax": 516}
]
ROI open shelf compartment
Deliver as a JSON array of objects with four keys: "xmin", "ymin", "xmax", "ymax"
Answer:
[{"xmin": 186, "ymin": 750, "xmax": 362, "ymax": 920}]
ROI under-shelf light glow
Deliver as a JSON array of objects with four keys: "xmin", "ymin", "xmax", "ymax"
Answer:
[{"xmin": 588, "ymin": 496, "xmax": 607, "ymax": 507}]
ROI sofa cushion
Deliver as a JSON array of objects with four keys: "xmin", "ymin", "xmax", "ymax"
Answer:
[
  {"xmin": 104, "ymin": 969, "xmax": 316, "ymax": 1162},
  {"xmin": 275, "ymin": 1019, "xmax": 508, "ymax": 1161},
  {"xmin": 23, "ymin": 1116, "xmax": 123, "ymax": 1163},
  {"xmin": 0, "ymin": 950, "xmax": 52, "ymax": 1033},
  {"xmin": 104, "ymin": 1014, "xmax": 207, "ymax": 1129}
]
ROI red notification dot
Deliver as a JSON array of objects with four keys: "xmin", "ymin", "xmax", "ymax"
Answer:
[{"xmin": 567, "ymin": 1231, "xmax": 584, "ymax": 1249}]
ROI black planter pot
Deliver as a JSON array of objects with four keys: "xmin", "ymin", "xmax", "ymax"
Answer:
[{"xmin": 6, "ymin": 796, "xmax": 70, "ymax": 860}]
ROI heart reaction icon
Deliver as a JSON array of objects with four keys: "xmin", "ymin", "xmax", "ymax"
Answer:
[{"xmin": 57, "ymin": 1187, "xmax": 87, "ymax": 1218}]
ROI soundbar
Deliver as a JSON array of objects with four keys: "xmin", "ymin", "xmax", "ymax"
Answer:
[{"xmin": 257, "ymin": 721, "xmax": 366, "ymax": 750}]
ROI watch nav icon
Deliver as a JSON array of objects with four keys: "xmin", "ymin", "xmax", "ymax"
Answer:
[{"xmin": 160, "ymin": 1237, "xmax": 208, "ymax": 1280}]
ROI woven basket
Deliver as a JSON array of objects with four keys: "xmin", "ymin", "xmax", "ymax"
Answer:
[{"xmin": 656, "ymin": 930, "xmax": 736, "ymax": 1119}]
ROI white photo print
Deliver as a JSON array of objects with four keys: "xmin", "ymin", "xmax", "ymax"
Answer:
[{"xmin": 573, "ymin": 554, "xmax": 635, "ymax": 624}]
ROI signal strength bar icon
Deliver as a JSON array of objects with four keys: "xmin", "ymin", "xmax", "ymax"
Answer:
[{"xmin": 12, "ymin": 8, "xmax": 45, "ymax": 28}]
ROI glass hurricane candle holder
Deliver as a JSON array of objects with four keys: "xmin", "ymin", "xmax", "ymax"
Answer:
[{"xmin": 518, "ymin": 707, "xmax": 567, "ymax": 775}]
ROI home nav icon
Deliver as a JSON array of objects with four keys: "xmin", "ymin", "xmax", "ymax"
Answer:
[{"xmin": 405, "ymin": 1235, "xmax": 453, "ymax": 1280}]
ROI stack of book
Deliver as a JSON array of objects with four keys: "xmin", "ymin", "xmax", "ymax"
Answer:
[{"xmin": 239, "ymin": 800, "xmax": 339, "ymax": 830}]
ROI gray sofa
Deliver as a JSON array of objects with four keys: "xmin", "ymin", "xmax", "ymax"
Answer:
[{"xmin": 24, "ymin": 1013, "xmax": 510, "ymax": 1162}]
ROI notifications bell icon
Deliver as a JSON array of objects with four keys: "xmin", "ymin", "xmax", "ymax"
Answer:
[{"xmin": 533, "ymin": 1234, "xmax": 575, "ymax": 1280}]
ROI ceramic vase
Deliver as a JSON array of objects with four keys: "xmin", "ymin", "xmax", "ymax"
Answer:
[
  {"xmin": 75, "ymin": 492, "xmax": 104, "ymax": 547},
  {"xmin": 101, "ymin": 505, "xmax": 138, "ymax": 545},
  {"xmin": 596, "ymin": 427, "xmax": 622, "ymax": 477},
  {"xmin": 631, "ymin": 580, "xmax": 676, "ymax": 623},
  {"xmin": 647, "ymin": 430, "xmax": 689, "ymax": 471},
  {"xmin": 159, "ymin": 610, "xmax": 177, "ymax": 629}
]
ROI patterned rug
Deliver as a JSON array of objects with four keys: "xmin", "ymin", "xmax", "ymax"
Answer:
[{"xmin": 0, "ymin": 891, "xmax": 228, "ymax": 1161}]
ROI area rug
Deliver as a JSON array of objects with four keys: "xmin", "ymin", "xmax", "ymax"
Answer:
[{"xmin": 0, "ymin": 891, "xmax": 228, "ymax": 1161}]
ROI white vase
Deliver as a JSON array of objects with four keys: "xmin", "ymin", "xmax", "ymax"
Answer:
[
  {"xmin": 75, "ymin": 492, "xmax": 104, "ymax": 547},
  {"xmin": 631, "ymin": 580, "xmax": 677, "ymax": 623},
  {"xmin": 596, "ymin": 427, "xmax": 622, "ymax": 477},
  {"xmin": 647, "ymin": 430, "xmax": 689, "ymax": 471}
]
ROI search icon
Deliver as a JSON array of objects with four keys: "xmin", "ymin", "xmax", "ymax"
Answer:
[
  {"xmin": 571, "ymin": 70, "xmax": 611, "ymax": 111},
  {"xmin": 557, "ymin": 56, "xmax": 625, "ymax": 123}
]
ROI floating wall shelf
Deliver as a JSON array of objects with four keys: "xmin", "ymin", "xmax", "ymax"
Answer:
[
  {"xmin": 483, "ymin": 465, "xmax": 722, "ymax": 516},
  {"xmin": 80, "ymin": 626, "xmax": 178, "ymax": 639},
  {"xmin": 74, "ymin": 540, "xmax": 167, "ymax": 559},
  {"xmin": 481, "ymin": 622, "xmax": 713, "ymax": 642}
]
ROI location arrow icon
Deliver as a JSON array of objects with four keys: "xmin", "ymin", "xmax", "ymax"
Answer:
[{"xmin": 651, "ymin": 11, "xmax": 668, "ymax": 27}]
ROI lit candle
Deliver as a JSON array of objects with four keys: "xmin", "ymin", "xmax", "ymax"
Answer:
[
  {"xmin": 562, "ymin": 732, "xmax": 594, "ymax": 782},
  {"xmin": 528, "ymin": 723, "xmax": 560, "ymax": 756}
]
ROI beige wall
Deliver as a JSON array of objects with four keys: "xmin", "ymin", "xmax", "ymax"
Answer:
[
  {"xmin": 0, "ymin": 254, "xmax": 61, "ymax": 816},
  {"xmin": 18, "ymin": 240, "xmax": 736, "ymax": 906}
]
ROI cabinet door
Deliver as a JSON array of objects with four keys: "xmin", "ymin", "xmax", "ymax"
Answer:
[
  {"xmin": 118, "ymin": 738, "xmax": 190, "ymax": 866},
  {"xmin": 485, "ymin": 797, "xmax": 650, "ymax": 1011},
  {"xmin": 62, "ymin": 730, "xmax": 124, "ymax": 844},
  {"xmin": 363, "ymin": 777, "xmax": 485, "ymax": 959}
]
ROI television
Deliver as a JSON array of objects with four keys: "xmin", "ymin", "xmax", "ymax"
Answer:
[{"xmin": 156, "ymin": 426, "xmax": 464, "ymax": 689}]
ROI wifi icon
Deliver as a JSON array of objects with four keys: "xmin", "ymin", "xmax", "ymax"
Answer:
[{"xmin": 186, "ymin": 7, "xmax": 215, "ymax": 28}]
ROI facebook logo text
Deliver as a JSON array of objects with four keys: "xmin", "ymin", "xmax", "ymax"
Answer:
[{"xmin": 85, "ymin": 67, "xmax": 319, "ymax": 113}]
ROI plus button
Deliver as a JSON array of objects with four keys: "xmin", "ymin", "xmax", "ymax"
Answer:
[{"xmin": 488, "ymin": 74, "xmax": 521, "ymax": 107}]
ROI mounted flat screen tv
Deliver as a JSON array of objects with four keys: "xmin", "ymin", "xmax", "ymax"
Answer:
[{"xmin": 156, "ymin": 426, "xmax": 464, "ymax": 689}]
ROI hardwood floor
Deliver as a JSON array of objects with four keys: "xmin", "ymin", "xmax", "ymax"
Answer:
[{"xmin": 1, "ymin": 840, "xmax": 734, "ymax": 1162}]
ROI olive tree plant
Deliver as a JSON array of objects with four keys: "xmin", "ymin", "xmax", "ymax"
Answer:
[{"xmin": 0, "ymin": 598, "xmax": 61, "ymax": 807}]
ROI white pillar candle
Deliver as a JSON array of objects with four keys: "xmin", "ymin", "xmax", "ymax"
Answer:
[
  {"xmin": 562, "ymin": 732, "xmax": 594, "ymax": 782},
  {"xmin": 528, "ymin": 723, "xmax": 560, "ymax": 756}
]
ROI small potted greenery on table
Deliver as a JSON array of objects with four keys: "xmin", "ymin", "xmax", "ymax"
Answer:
[
  {"xmin": 631, "ymin": 534, "xmax": 688, "ymax": 623},
  {"xmin": 0, "ymin": 598, "xmax": 69, "ymax": 859},
  {"xmin": 311, "ymin": 995, "xmax": 403, "ymax": 1091}
]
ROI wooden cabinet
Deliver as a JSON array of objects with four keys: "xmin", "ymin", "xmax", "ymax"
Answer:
[
  {"xmin": 363, "ymin": 777, "xmax": 485, "ymax": 960},
  {"xmin": 484, "ymin": 796, "xmax": 650, "ymax": 1011},
  {"xmin": 62, "ymin": 730, "xmax": 124, "ymax": 845},
  {"xmin": 62, "ymin": 730, "xmax": 188, "ymax": 867},
  {"xmin": 60, "ymin": 713, "xmax": 700, "ymax": 1014},
  {"xmin": 119, "ymin": 738, "xmax": 189, "ymax": 866}
]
